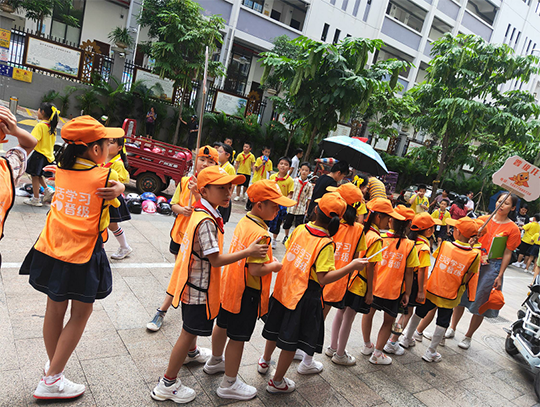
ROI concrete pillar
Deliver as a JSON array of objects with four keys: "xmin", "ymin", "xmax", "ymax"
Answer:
[
  {"xmin": 110, "ymin": 47, "xmax": 126, "ymax": 88},
  {"xmin": 125, "ymin": 0, "xmax": 143, "ymax": 62},
  {"xmin": 0, "ymin": 12, "xmax": 14, "ymax": 30}
]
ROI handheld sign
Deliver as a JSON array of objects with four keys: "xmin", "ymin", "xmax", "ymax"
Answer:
[{"xmin": 492, "ymin": 155, "xmax": 540, "ymax": 202}]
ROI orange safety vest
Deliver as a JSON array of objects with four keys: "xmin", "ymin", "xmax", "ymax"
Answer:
[
  {"xmin": 167, "ymin": 209, "xmax": 224, "ymax": 319},
  {"xmin": 426, "ymin": 241, "xmax": 480, "ymax": 303},
  {"xmin": 373, "ymin": 237, "xmax": 415, "ymax": 300},
  {"xmin": 34, "ymin": 166, "xmax": 110, "ymax": 264},
  {"xmin": 170, "ymin": 176, "xmax": 196, "ymax": 244},
  {"xmin": 273, "ymin": 224, "xmax": 334, "ymax": 310},
  {"xmin": 323, "ymin": 222, "xmax": 364, "ymax": 303},
  {"xmin": 414, "ymin": 237, "xmax": 430, "ymax": 304},
  {"xmin": 0, "ymin": 157, "xmax": 15, "ymax": 241},
  {"xmin": 221, "ymin": 215, "xmax": 273, "ymax": 316},
  {"xmin": 347, "ymin": 228, "xmax": 382, "ymax": 296}
]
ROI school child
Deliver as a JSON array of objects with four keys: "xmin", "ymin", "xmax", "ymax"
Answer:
[
  {"xmin": 321, "ymin": 184, "xmax": 366, "ymax": 366},
  {"xmin": 527, "ymin": 232, "xmax": 540, "ymax": 272},
  {"xmin": 223, "ymin": 137, "xmax": 236, "ymax": 161},
  {"xmin": 386, "ymin": 213, "xmax": 441, "ymax": 352},
  {"xmin": 258, "ymin": 193, "xmax": 369, "ymax": 393},
  {"xmin": 269, "ymin": 157, "xmax": 294, "ymax": 248},
  {"xmin": 400, "ymin": 217, "xmax": 482, "ymax": 362},
  {"xmin": 151, "ymin": 166, "xmax": 269, "ymax": 404},
  {"xmin": 234, "ymin": 141, "xmax": 255, "ymax": 201},
  {"xmin": 513, "ymin": 214, "xmax": 540, "ymax": 269},
  {"xmin": 19, "ymin": 116, "xmax": 125, "ymax": 399},
  {"xmin": 408, "ymin": 184, "xmax": 429, "ymax": 214},
  {"xmin": 283, "ymin": 162, "xmax": 313, "ymax": 242},
  {"xmin": 146, "ymin": 146, "xmax": 218, "ymax": 332},
  {"xmin": 216, "ymin": 142, "xmax": 236, "ymax": 224},
  {"xmin": 104, "ymin": 137, "xmax": 133, "ymax": 260},
  {"xmin": 432, "ymin": 198, "xmax": 451, "ymax": 248},
  {"xmin": 203, "ymin": 179, "xmax": 295, "ymax": 400},
  {"xmin": 361, "ymin": 200, "xmax": 418, "ymax": 365},
  {"xmin": 24, "ymin": 102, "xmax": 60, "ymax": 206},
  {"xmin": 252, "ymin": 146, "xmax": 272, "ymax": 183}
]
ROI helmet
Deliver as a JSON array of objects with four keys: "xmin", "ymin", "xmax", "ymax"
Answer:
[
  {"xmin": 126, "ymin": 193, "xmax": 140, "ymax": 202},
  {"xmin": 23, "ymin": 183, "xmax": 33, "ymax": 194},
  {"xmin": 156, "ymin": 196, "xmax": 167, "ymax": 204},
  {"xmin": 456, "ymin": 195, "xmax": 468, "ymax": 205},
  {"xmin": 140, "ymin": 192, "xmax": 157, "ymax": 202},
  {"xmin": 157, "ymin": 202, "xmax": 172, "ymax": 215},
  {"xmin": 127, "ymin": 200, "xmax": 142, "ymax": 214},
  {"xmin": 142, "ymin": 200, "xmax": 157, "ymax": 213},
  {"xmin": 152, "ymin": 147, "xmax": 163, "ymax": 154}
]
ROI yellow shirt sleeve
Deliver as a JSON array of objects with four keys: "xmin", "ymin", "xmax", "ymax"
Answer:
[
  {"xmin": 269, "ymin": 173, "xmax": 276, "ymax": 181},
  {"xmin": 431, "ymin": 210, "xmax": 439, "ymax": 219},
  {"xmin": 418, "ymin": 249, "xmax": 431, "ymax": 268},
  {"xmin": 468, "ymin": 253, "xmax": 481, "ymax": 275},
  {"xmin": 285, "ymin": 177, "xmax": 294, "ymax": 195},
  {"xmin": 310, "ymin": 243, "xmax": 336, "ymax": 283},
  {"xmin": 267, "ymin": 160, "xmax": 273, "ymax": 173},
  {"xmin": 406, "ymin": 246, "xmax": 420, "ymax": 268},
  {"xmin": 366, "ymin": 239, "xmax": 383, "ymax": 262},
  {"xmin": 109, "ymin": 160, "xmax": 130, "ymax": 184},
  {"xmin": 99, "ymin": 169, "xmax": 120, "ymax": 231},
  {"xmin": 355, "ymin": 232, "xmax": 367, "ymax": 254}
]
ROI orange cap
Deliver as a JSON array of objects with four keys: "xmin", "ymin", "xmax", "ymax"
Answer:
[
  {"xmin": 395, "ymin": 205, "xmax": 416, "ymax": 221},
  {"xmin": 410, "ymin": 212, "xmax": 442, "ymax": 231},
  {"xmin": 446, "ymin": 217, "xmax": 479, "ymax": 239},
  {"xmin": 61, "ymin": 115, "xmax": 124, "ymax": 146},
  {"xmin": 247, "ymin": 179, "xmax": 297, "ymax": 207},
  {"xmin": 197, "ymin": 166, "xmax": 245, "ymax": 189},
  {"xmin": 327, "ymin": 183, "xmax": 364, "ymax": 206},
  {"xmin": 366, "ymin": 198, "xmax": 405, "ymax": 220},
  {"xmin": 478, "ymin": 289, "xmax": 505, "ymax": 315},
  {"xmin": 318, "ymin": 192, "xmax": 347, "ymax": 218},
  {"xmin": 198, "ymin": 145, "xmax": 219, "ymax": 163}
]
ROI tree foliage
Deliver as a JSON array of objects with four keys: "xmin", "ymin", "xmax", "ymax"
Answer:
[
  {"xmin": 11, "ymin": 0, "xmax": 79, "ymax": 34},
  {"xmin": 260, "ymin": 36, "xmax": 409, "ymax": 159}
]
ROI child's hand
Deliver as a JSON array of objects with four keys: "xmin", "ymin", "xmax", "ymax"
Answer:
[
  {"xmin": 400, "ymin": 294, "xmax": 409, "ymax": 308},
  {"xmin": 352, "ymin": 258, "xmax": 369, "ymax": 270},
  {"xmin": 178, "ymin": 206, "xmax": 193, "ymax": 217},
  {"xmin": 96, "ymin": 180, "xmax": 124, "ymax": 200},
  {"xmin": 43, "ymin": 165, "xmax": 58, "ymax": 180},
  {"xmin": 188, "ymin": 176, "xmax": 198, "ymax": 193},
  {"xmin": 416, "ymin": 292, "xmax": 425, "ymax": 304},
  {"xmin": 247, "ymin": 240, "xmax": 269, "ymax": 258},
  {"xmin": 365, "ymin": 290, "xmax": 373, "ymax": 305},
  {"xmin": 0, "ymin": 106, "xmax": 19, "ymax": 135}
]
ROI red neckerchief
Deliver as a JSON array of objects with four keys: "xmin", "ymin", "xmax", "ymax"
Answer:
[
  {"xmin": 369, "ymin": 226, "xmax": 381, "ymax": 235},
  {"xmin": 452, "ymin": 240, "xmax": 473, "ymax": 251},
  {"xmin": 241, "ymin": 152, "xmax": 250, "ymax": 165},
  {"xmin": 306, "ymin": 223, "xmax": 329, "ymax": 237},
  {"xmin": 295, "ymin": 178, "xmax": 308, "ymax": 207},
  {"xmin": 275, "ymin": 174, "xmax": 289, "ymax": 182},
  {"xmin": 439, "ymin": 209, "xmax": 445, "ymax": 220},
  {"xmin": 193, "ymin": 200, "xmax": 224, "ymax": 233},
  {"xmin": 103, "ymin": 155, "xmax": 121, "ymax": 168},
  {"xmin": 259, "ymin": 156, "xmax": 267, "ymax": 173},
  {"xmin": 385, "ymin": 232, "xmax": 397, "ymax": 238}
]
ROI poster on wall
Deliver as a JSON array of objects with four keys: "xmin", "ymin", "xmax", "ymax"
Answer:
[
  {"xmin": 0, "ymin": 28, "xmax": 10, "ymax": 49},
  {"xmin": 24, "ymin": 36, "xmax": 81, "ymax": 78},
  {"xmin": 13, "ymin": 67, "xmax": 33, "ymax": 83},
  {"xmin": 134, "ymin": 69, "xmax": 175, "ymax": 102},
  {"xmin": 213, "ymin": 91, "xmax": 248, "ymax": 117},
  {"xmin": 328, "ymin": 123, "xmax": 351, "ymax": 138}
]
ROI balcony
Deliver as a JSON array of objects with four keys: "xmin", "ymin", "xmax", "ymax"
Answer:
[
  {"xmin": 381, "ymin": 17, "xmax": 422, "ymax": 51},
  {"xmin": 428, "ymin": 16, "xmax": 453, "ymax": 42},
  {"xmin": 199, "ymin": 0, "xmax": 234, "ymax": 23},
  {"xmin": 437, "ymin": 0, "xmax": 460, "ymax": 20},
  {"xmin": 461, "ymin": 10, "xmax": 493, "ymax": 40},
  {"xmin": 237, "ymin": 8, "xmax": 302, "ymax": 43},
  {"xmin": 465, "ymin": 0, "xmax": 497, "ymax": 26},
  {"xmin": 242, "ymin": 0, "xmax": 309, "ymax": 32},
  {"xmin": 385, "ymin": 0, "xmax": 427, "ymax": 33}
]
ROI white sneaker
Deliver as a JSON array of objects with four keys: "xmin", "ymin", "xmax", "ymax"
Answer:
[
  {"xmin": 203, "ymin": 358, "xmax": 225, "ymax": 375},
  {"xmin": 422, "ymin": 349, "xmax": 442, "ymax": 363},
  {"xmin": 383, "ymin": 341, "xmax": 405, "ymax": 355},
  {"xmin": 271, "ymin": 239, "xmax": 277, "ymax": 250},
  {"xmin": 34, "ymin": 375, "xmax": 85, "ymax": 399},
  {"xmin": 24, "ymin": 197, "xmax": 43, "ymax": 207},
  {"xmin": 458, "ymin": 337, "xmax": 472, "ymax": 349},
  {"xmin": 423, "ymin": 332, "xmax": 445, "ymax": 347},
  {"xmin": 293, "ymin": 349, "xmax": 304, "ymax": 361},
  {"xmin": 151, "ymin": 378, "xmax": 196, "ymax": 404},
  {"xmin": 111, "ymin": 246, "xmax": 133, "ymax": 260},
  {"xmin": 512, "ymin": 261, "xmax": 523, "ymax": 268},
  {"xmin": 147, "ymin": 311, "xmax": 166, "ymax": 331},
  {"xmin": 332, "ymin": 351, "xmax": 356, "ymax": 366},
  {"xmin": 43, "ymin": 188, "xmax": 55, "ymax": 204},
  {"xmin": 185, "ymin": 347, "xmax": 211, "ymax": 364},
  {"xmin": 361, "ymin": 343, "xmax": 374, "ymax": 355},
  {"xmin": 258, "ymin": 356, "xmax": 270, "ymax": 374},
  {"xmin": 412, "ymin": 330, "xmax": 423, "ymax": 342},
  {"xmin": 217, "ymin": 377, "xmax": 257, "ymax": 400},
  {"xmin": 399, "ymin": 336, "xmax": 416, "ymax": 349},
  {"xmin": 266, "ymin": 378, "xmax": 295, "ymax": 394},
  {"xmin": 234, "ymin": 196, "xmax": 241, "ymax": 202},
  {"xmin": 521, "ymin": 263, "xmax": 527, "ymax": 269},
  {"xmin": 445, "ymin": 328, "xmax": 455, "ymax": 339},
  {"xmin": 369, "ymin": 352, "xmax": 392, "ymax": 365},
  {"xmin": 324, "ymin": 346, "xmax": 336, "ymax": 357},
  {"xmin": 297, "ymin": 359, "xmax": 323, "ymax": 374}
]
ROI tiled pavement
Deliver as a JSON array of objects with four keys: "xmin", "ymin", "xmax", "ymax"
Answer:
[{"xmin": 0, "ymin": 182, "xmax": 539, "ymax": 406}]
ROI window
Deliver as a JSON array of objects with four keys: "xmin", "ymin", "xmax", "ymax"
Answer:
[
  {"xmin": 363, "ymin": 0, "xmax": 372, "ymax": 21},
  {"xmin": 333, "ymin": 29, "xmax": 341, "ymax": 44},
  {"xmin": 342, "ymin": 0, "xmax": 349, "ymax": 11},
  {"xmin": 224, "ymin": 46, "xmax": 253, "ymax": 95},
  {"xmin": 465, "ymin": 0, "xmax": 497, "ymax": 26},
  {"xmin": 386, "ymin": 0, "xmax": 427, "ymax": 33},
  {"xmin": 243, "ymin": 0, "xmax": 264, "ymax": 13},
  {"xmin": 271, "ymin": 10, "xmax": 281, "ymax": 20},
  {"xmin": 321, "ymin": 23, "xmax": 330, "ymax": 41},
  {"xmin": 50, "ymin": 0, "xmax": 85, "ymax": 45},
  {"xmin": 352, "ymin": 0, "xmax": 361, "ymax": 17}
]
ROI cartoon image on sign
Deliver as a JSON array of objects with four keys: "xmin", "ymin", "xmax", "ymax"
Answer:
[{"xmin": 509, "ymin": 172, "xmax": 530, "ymax": 187}]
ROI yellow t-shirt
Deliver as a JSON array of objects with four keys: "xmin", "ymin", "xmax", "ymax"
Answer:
[
  {"xmin": 252, "ymin": 156, "xmax": 273, "ymax": 183},
  {"xmin": 431, "ymin": 209, "xmax": 451, "ymax": 226},
  {"xmin": 533, "ymin": 232, "xmax": 540, "ymax": 246},
  {"xmin": 269, "ymin": 173, "xmax": 294, "ymax": 197},
  {"xmin": 245, "ymin": 213, "xmax": 271, "ymax": 290},
  {"xmin": 427, "ymin": 240, "xmax": 481, "ymax": 308},
  {"xmin": 72, "ymin": 158, "xmax": 120, "ymax": 231},
  {"xmin": 32, "ymin": 121, "xmax": 56, "ymax": 163},
  {"xmin": 416, "ymin": 236, "xmax": 432, "ymax": 269},
  {"xmin": 356, "ymin": 202, "xmax": 368, "ymax": 218},
  {"xmin": 235, "ymin": 152, "xmax": 255, "ymax": 175},
  {"xmin": 523, "ymin": 222, "xmax": 540, "ymax": 244},
  {"xmin": 221, "ymin": 161, "xmax": 236, "ymax": 176},
  {"xmin": 106, "ymin": 154, "xmax": 130, "ymax": 184},
  {"xmin": 171, "ymin": 176, "xmax": 190, "ymax": 206},
  {"xmin": 410, "ymin": 194, "xmax": 429, "ymax": 214},
  {"xmin": 348, "ymin": 227, "xmax": 383, "ymax": 296},
  {"xmin": 405, "ymin": 245, "xmax": 421, "ymax": 268}
]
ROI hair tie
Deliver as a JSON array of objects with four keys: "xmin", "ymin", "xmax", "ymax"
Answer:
[
  {"xmin": 63, "ymin": 138, "xmax": 87, "ymax": 147},
  {"xmin": 50, "ymin": 106, "xmax": 60, "ymax": 121}
]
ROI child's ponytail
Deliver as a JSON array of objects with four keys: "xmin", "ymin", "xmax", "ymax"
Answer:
[
  {"xmin": 393, "ymin": 219, "xmax": 410, "ymax": 249},
  {"xmin": 342, "ymin": 205, "xmax": 356, "ymax": 226},
  {"xmin": 40, "ymin": 102, "xmax": 59, "ymax": 135},
  {"xmin": 58, "ymin": 139, "xmax": 108, "ymax": 169},
  {"xmin": 315, "ymin": 206, "xmax": 341, "ymax": 237},
  {"xmin": 116, "ymin": 137, "xmax": 129, "ymax": 168}
]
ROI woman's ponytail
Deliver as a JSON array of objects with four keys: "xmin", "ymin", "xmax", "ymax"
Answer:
[{"xmin": 328, "ymin": 214, "xmax": 341, "ymax": 237}]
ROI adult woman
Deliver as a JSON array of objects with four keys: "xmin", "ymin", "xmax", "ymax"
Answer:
[
  {"xmin": 449, "ymin": 196, "xmax": 468, "ymax": 220},
  {"xmin": 447, "ymin": 193, "xmax": 521, "ymax": 349},
  {"xmin": 146, "ymin": 107, "xmax": 157, "ymax": 138}
]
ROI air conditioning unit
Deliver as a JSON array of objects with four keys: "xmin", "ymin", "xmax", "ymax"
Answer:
[{"xmin": 388, "ymin": 4, "xmax": 398, "ymax": 18}]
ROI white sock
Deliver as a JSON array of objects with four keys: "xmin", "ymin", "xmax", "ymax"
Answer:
[
  {"xmin": 112, "ymin": 227, "xmax": 130, "ymax": 249},
  {"xmin": 404, "ymin": 314, "xmax": 422, "ymax": 341},
  {"xmin": 428, "ymin": 325, "xmax": 446, "ymax": 352},
  {"xmin": 44, "ymin": 372, "xmax": 62, "ymax": 385},
  {"xmin": 220, "ymin": 374, "xmax": 236, "ymax": 388},
  {"xmin": 302, "ymin": 354, "xmax": 313, "ymax": 366},
  {"xmin": 209, "ymin": 355, "xmax": 223, "ymax": 365}
]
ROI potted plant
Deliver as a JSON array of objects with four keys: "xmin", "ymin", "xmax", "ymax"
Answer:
[
  {"xmin": 0, "ymin": 0, "xmax": 20, "ymax": 13},
  {"xmin": 108, "ymin": 27, "xmax": 134, "ymax": 49}
]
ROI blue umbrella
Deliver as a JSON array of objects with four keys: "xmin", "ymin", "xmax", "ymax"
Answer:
[{"xmin": 320, "ymin": 136, "xmax": 388, "ymax": 176}]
